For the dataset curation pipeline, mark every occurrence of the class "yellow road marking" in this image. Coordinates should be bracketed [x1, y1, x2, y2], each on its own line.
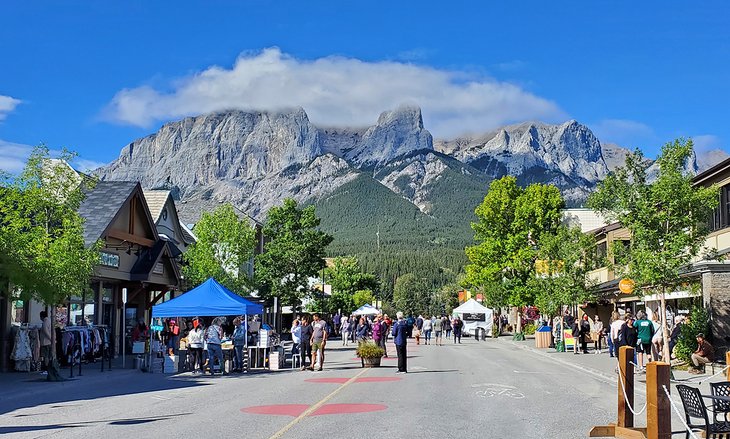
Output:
[268, 367, 370, 439]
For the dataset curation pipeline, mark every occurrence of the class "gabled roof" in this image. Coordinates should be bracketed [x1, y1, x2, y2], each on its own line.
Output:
[130, 239, 181, 283]
[142, 190, 171, 223]
[77, 181, 140, 248]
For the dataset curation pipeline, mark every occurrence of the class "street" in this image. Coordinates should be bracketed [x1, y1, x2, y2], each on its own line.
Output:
[0, 337, 628, 439]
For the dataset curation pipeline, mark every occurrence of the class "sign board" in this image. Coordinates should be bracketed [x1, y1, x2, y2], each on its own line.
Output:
[619, 278, 635, 295]
[122, 288, 127, 304]
[458, 291, 466, 303]
[99, 252, 120, 268]
[463, 313, 486, 321]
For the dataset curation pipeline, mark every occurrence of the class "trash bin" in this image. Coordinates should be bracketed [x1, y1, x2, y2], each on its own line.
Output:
[535, 326, 552, 349]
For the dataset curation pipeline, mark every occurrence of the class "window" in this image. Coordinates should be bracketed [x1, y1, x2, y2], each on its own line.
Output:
[707, 183, 730, 232]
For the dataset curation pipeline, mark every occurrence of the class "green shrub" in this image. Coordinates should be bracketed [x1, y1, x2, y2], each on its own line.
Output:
[355, 341, 385, 358]
[675, 306, 710, 363]
[523, 323, 537, 335]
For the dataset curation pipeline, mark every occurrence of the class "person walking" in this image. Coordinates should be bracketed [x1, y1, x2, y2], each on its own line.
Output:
[433, 315, 443, 346]
[299, 316, 313, 371]
[340, 317, 350, 346]
[634, 311, 654, 372]
[204, 318, 224, 375]
[690, 333, 714, 374]
[609, 312, 624, 358]
[333, 313, 341, 338]
[232, 317, 247, 372]
[392, 312, 408, 373]
[422, 316, 433, 345]
[443, 316, 452, 340]
[348, 316, 358, 344]
[650, 313, 663, 362]
[453, 317, 463, 344]
[311, 313, 328, 371]
[592, 315, 604, 354]
[187, 317, 204, 374]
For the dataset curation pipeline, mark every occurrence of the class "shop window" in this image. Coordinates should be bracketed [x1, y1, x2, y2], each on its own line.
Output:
[101, 286, 113, 303]
[11, 299, 25, 324]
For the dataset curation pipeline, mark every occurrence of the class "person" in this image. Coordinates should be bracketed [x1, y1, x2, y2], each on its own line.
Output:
[592, 315, 604, 354]
[205, 318, 224, 375]
[621, 315, 638, 365]
[610, 312, 625, 358]
[433, 314, 443, 346]
[372, 315, 384, 351]
[579, 315, 591, 354]
[690, 333, 714, 374]
[392, 311, 408, 373]
[187, 317, 204, 374]
[443, 316, 452, 340]
[571, 318, 580, 354]
[651, 313, 663, 362]
[564, 310, 575, 328]
[291, 318, 302, 357]
[348, 316, 358, 344]
[356, 316, 369, 342]
[167, 319, 181, 356]
[415, 315, 424, 345]
[634, 311, 654, 371]
[39, 311, 52, 373]
[333, 313, 341, 337]
[340, 317, 350, 346]
[453, 317, 463, 344]
[378, 316, 389, 357]
[299, 316, 313, 371]
[422, 316, 433, 345]
[132, 320, 149, 343]
[311, 313, 328, 371]
[182, 320, 192, 339]
[413, 320, 422, 345]
[669, 315, 684, 356]
[232, 317, 247, 372]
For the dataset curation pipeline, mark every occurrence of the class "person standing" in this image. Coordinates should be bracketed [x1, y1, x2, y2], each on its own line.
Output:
[690, 333, 714, 374]
[372, 315, 383, 351]
[572, 318, 580, 354]
[453, 317, 463, 344]
[422, 316, 433, 345]
[187, 318, 204, 374]
[299, 316, 313, 371]
[634, 311, 654, 372]
[433, 315, 443, 346]
[443, 316, 452, 340]
[340, 317, 350, 346]
[650, 313, 663, 362]
[333, 313, 341, 337]
[311, 313, 328, 371]
[232, 317, 247, 373]
[378, 316, 389, 357]
[39, 311, 52, 373]
[204, 318, 224, 375]
[356, 317, 369, 342]
[291, 318, 301, 357]
[579, 315, 591, 354]
[392, 312, 408, 374]
[348, 316, 357, 344]
[415, 315, 424, 345]
[592, 315, 604, 354]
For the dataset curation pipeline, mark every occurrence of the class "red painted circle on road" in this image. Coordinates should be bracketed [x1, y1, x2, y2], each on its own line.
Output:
[312, 403, 387, 416]
[241, 404, 309, 417]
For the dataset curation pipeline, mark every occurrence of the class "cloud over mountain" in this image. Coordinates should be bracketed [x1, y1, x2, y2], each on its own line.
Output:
[103, 48, 566, 138]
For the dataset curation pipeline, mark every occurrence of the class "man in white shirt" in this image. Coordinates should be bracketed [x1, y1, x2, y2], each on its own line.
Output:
[40, 311, 52, 371]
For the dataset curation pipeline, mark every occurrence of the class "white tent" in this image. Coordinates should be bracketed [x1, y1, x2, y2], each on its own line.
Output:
[353, 304, 381, 316]
[453, 299, 494, 337]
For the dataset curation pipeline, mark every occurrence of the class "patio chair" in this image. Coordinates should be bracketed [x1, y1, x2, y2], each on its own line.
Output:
[676, 384, 730, 438]
[710, 382, 730, 427]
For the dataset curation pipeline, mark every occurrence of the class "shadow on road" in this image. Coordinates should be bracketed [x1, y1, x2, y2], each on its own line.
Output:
[0, 413, 191, 434]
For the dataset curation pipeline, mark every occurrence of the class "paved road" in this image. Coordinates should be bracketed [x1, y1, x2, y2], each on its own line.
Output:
[0, 338, 629, 438]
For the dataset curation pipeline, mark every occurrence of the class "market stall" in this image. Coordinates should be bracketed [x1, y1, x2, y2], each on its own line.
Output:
[150, 278, 264, 373]
[453, 299, 493, 338]
[353, 304, 381, 316]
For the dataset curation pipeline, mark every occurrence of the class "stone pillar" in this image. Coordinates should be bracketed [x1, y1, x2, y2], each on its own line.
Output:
[702, 270, 730, 349]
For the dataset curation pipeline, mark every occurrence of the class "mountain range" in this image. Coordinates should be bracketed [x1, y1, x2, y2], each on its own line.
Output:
[97, 106, 728, 294]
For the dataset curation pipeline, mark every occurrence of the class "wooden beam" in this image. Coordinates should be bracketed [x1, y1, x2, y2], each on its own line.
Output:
[614, 426, 647, 439]
[107, 230, 155, 248]
[618, 346, 635, 428]
[646, 362, 671, 439]
[589, 425, 616, 437]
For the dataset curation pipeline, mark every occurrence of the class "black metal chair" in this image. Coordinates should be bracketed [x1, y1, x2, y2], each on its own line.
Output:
[710, 382, 730, 428]
[677, 384, 730, 438]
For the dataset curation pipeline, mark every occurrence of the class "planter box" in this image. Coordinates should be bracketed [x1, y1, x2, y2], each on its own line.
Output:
[361, 357, 382, 368]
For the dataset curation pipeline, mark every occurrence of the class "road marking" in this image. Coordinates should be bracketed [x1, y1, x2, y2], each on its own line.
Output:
[513, 370, 569, 375]
[267, 367, 369, 439]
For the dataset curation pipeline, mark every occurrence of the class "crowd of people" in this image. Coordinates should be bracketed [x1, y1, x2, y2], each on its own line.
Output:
[552, 309, 715, 375]
[289, 312, 468, 374]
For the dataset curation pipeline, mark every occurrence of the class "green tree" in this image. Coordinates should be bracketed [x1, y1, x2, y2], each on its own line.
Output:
[392, 273, 430, 315]
[326, 256, 379, 295]
[675, 306, 710, 363]
[182, 203, 256, 294]
[0, 146, 99, 380]
[353, 289, 375, 308]
[588, 139, 718, 362]
[255, 199, 334, 307]
[465, 176, 565, 329]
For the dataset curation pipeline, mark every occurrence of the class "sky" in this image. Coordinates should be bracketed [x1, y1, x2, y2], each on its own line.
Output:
[1, 1, 729, 172]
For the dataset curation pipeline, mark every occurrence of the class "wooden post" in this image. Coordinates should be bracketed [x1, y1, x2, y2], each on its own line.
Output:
[646, 362, 671, 439]
[726, 351, 730, 382]
[618, 346, 635, 428]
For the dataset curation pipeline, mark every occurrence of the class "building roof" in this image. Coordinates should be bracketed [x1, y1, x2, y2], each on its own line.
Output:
[77, 181, 139, 248]
[142, 190, 171, 223]
[561, 208, 609, 233]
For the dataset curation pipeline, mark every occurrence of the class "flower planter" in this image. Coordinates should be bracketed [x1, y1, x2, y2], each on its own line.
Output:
[361, 356, 382, 368]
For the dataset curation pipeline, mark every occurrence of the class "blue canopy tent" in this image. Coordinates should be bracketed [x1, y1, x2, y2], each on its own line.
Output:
[152, 278, 263, 318]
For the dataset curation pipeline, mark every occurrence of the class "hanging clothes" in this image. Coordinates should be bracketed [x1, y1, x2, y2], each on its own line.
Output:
[11, 328, 32, 372]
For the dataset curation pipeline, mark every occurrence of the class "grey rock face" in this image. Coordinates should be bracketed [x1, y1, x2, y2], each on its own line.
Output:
[346, 105, 433, 169]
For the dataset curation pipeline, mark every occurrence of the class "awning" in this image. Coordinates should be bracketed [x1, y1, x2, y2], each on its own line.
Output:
[152, 278, 263, 318]
[616, 290, 700, 303]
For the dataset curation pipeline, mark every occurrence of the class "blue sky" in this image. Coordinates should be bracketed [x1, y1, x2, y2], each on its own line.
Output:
[1, 1, 729, 172]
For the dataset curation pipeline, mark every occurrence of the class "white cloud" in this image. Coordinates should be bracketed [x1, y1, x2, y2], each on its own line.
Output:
[103, 48, 566, 138]
[0, 140, 107, 174]
[692, 134, 722, 152]
[591, 119, 656, 147]
[0, 95, 21, 121]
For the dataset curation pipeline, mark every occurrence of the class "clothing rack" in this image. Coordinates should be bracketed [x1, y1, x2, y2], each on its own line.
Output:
[60, 325, 112, 377]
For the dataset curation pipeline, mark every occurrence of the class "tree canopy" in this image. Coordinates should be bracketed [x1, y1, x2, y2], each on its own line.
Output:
[255, 198, 333, 307]
[182, 203, 257, 294]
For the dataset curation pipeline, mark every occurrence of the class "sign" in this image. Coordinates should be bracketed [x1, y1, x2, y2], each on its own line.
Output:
[458, 290, 466, 303]
[619, 278, 635, 294]
[153, 262, 164, 275]
[122, 288, 128, 304]
[99, 251, 120, 268]
[463, 313, 486, 321]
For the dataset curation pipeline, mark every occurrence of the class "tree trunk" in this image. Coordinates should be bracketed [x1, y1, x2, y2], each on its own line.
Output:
[46, 304, 65, 381]
[659, 286, 671, 364]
